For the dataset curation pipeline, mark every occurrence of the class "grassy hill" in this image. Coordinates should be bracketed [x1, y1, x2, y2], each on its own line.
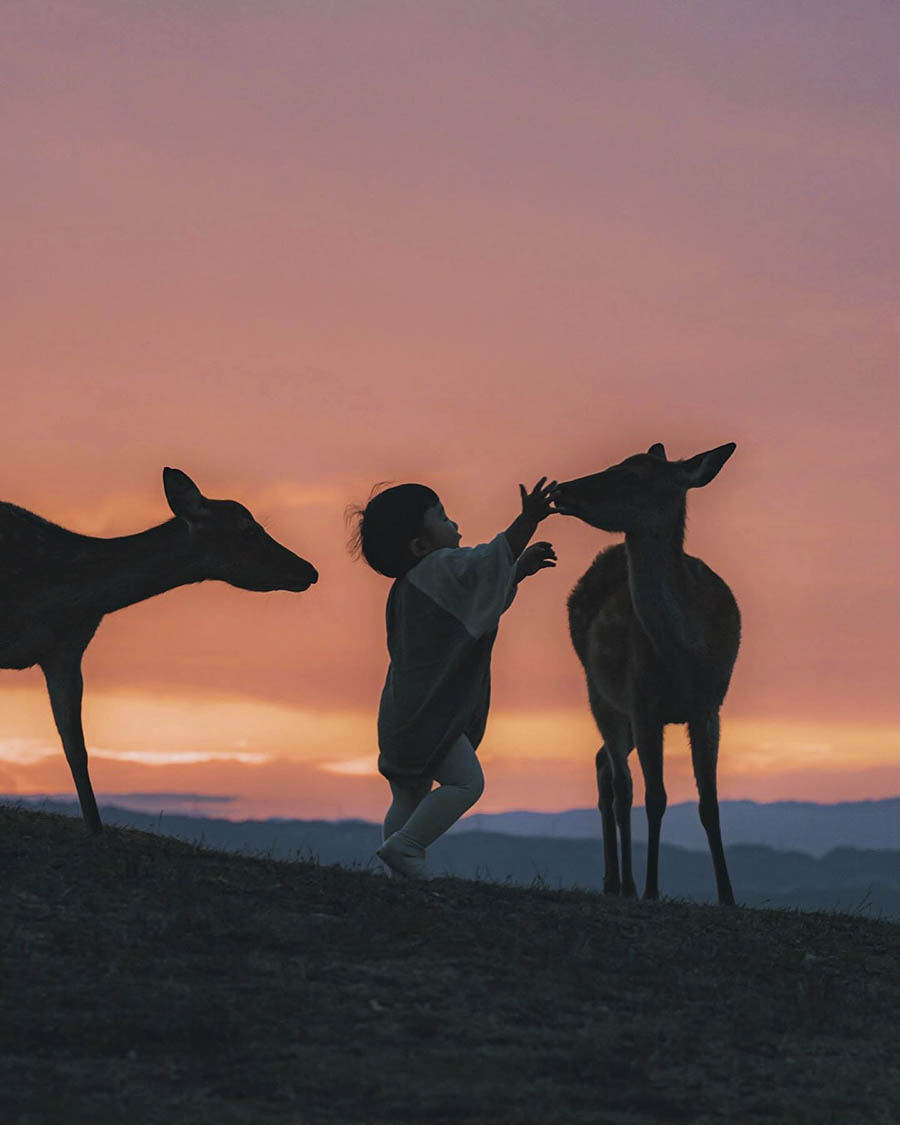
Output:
[3, 806, 898, 1124]
[13, 799, 898, 918]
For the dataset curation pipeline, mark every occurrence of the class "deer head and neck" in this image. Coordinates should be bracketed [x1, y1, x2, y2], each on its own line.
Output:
[554, 442, 735, 665]
[82, 468, 318, 618]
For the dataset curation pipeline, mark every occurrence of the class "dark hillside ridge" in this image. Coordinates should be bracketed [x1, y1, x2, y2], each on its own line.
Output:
[7, 797, 897, 919]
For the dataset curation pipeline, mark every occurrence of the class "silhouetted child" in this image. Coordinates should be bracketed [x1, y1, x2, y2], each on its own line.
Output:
[349, 478, 557, 878]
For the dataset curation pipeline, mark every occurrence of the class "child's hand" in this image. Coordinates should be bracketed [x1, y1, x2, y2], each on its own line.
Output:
[504, 479, 558, 559]
[517, 541, 557, 579]
[519, 478, 558, 523]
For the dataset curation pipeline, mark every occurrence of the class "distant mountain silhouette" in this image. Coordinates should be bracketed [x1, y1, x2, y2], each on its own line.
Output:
[6, 797, 897, 919]
[455, 798, 900, 857]
[8, 794, 896, 855]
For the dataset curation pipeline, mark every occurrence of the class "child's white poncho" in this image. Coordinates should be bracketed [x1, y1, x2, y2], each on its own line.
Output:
[377, 534, 517, 782]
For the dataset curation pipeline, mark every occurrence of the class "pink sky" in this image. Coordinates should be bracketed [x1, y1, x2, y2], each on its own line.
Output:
[2, 2, 897, 819]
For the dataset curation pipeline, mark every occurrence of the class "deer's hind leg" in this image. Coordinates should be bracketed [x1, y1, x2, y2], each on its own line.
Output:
[589, 696, 635, 897]
[633, 711, 666, 900]
[595, 747, 619, 894]
[41, 642, 102, 835]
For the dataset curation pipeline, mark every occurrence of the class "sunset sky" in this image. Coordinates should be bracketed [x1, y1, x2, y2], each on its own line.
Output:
[2, 1, 897, 821]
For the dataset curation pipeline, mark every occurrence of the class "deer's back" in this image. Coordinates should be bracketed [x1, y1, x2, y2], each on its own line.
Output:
[0, 503, 93, 578]
[0, 502, 92, 608]
[0, 503, 101, 667]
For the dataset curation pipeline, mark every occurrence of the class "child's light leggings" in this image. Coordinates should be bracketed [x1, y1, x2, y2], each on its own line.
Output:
[383, 733, 484, 848]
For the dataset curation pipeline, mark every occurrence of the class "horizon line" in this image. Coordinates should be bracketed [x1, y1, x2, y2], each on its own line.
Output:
[6, 792, 899, 821]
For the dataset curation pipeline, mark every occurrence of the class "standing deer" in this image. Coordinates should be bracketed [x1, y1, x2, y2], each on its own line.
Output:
[552, 443, 740, 905]
[1, 468, 318, 834]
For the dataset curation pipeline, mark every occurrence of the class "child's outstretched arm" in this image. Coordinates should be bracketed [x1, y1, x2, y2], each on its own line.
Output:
[503, 477, 556, 558]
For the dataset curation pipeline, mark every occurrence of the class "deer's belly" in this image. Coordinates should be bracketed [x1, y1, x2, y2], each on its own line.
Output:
[0, 630, 54, 669]
[0, 616, 97, 670]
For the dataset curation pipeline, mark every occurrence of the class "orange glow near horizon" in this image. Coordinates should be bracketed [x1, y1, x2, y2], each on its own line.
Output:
[1, 684, 896, 821]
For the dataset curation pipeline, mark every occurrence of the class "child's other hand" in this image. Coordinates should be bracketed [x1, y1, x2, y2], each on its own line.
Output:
[519, 478, 558, 523]
[518, 541, 557, 578]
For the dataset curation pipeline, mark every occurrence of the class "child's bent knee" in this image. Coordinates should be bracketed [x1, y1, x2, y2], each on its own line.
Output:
[465, 771, 485, 803]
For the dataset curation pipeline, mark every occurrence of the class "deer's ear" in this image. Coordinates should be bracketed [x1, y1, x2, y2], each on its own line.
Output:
[678, 443, 736, 489]
[647, 443, 667, 460]
[163, 468, 208, 520]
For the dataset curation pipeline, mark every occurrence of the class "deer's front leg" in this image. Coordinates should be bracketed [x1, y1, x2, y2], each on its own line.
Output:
[41, 644, 102, 835]
[688, 711, 735, 906]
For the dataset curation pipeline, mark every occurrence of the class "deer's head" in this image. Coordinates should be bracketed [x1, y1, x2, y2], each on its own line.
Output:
[163, 468, 318, 592]
[552, 442, 736, 534]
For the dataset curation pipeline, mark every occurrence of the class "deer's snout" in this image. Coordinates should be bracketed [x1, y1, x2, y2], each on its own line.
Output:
[288, 559, 319, 591]
[550, 480, 584, 518]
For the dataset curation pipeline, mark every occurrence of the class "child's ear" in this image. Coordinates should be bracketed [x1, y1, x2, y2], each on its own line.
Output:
[409, 535, 430, 559]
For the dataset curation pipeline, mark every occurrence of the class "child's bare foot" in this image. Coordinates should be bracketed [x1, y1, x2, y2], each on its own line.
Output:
[377, 832, 427, 879]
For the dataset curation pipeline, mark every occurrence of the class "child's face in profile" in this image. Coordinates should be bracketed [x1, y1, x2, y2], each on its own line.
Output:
[414, 501, 461, 556]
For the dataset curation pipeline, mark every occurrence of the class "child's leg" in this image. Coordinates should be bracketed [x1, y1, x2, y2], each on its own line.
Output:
[396, 733, 484, 849]
[383, 778, 432, 841]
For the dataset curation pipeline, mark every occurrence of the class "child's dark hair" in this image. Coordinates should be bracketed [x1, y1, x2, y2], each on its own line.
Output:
[347, 483, 440, 578]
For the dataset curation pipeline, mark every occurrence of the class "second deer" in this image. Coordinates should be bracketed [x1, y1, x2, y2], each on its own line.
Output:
[0, 468, 318, 835]
[552, 443, 740, 905]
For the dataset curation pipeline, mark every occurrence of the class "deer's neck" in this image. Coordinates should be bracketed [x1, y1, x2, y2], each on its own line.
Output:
[80, 520, 204, 615]
[624, 514, 694, 659]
